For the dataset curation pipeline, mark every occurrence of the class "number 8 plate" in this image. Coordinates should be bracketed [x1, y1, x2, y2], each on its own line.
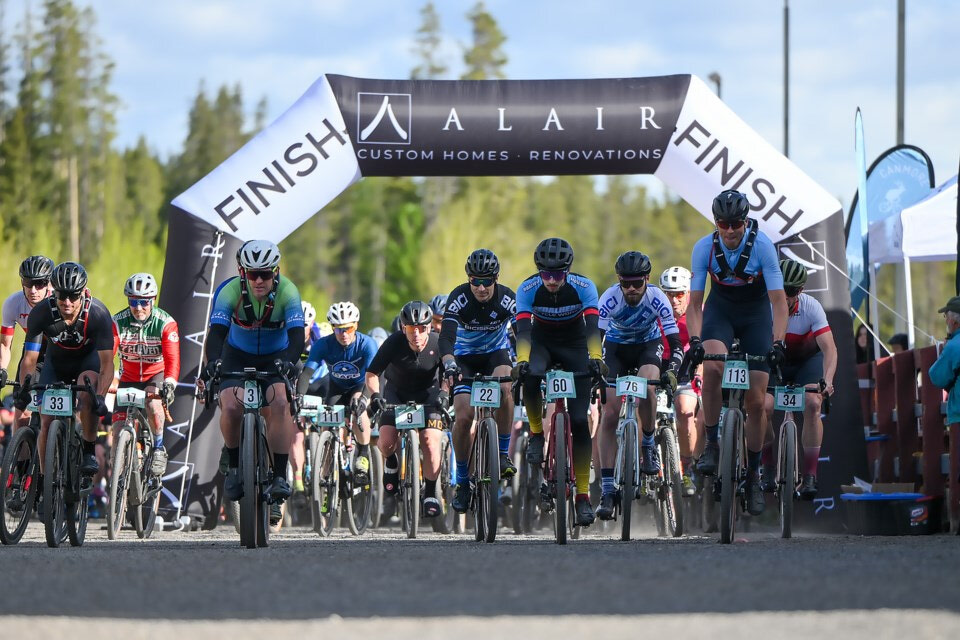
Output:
[721, 360, 750, 390]
[470, 381, 501, 408]
[41, 388, 73, 417]
[545, 371, 576, 401]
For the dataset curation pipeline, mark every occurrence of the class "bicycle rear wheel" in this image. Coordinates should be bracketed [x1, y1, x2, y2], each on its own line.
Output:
[239, 413, 259, 548]
[403, 432, 420, 539]
[313, 430, 337, 537]
[719, 409, 743, 544]
[553, 414, 568, 545]
[66, 429, 89, 547]
[368, 446, 384, 530]
[661, 426, 685, 537]
[512, 432, 528, 534]
[43, 420, 68, 548]
[134, 464, 160, 539]
[620, 420, 637, 541]
[1, 426, 39, 545]
[107, 428, 134, 540]
[346, 446, 372, 536]
[779, 419, 798, 539]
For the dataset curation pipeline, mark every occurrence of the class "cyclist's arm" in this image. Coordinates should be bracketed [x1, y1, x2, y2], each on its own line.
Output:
[362, 371, 381, 397]
[514, 315, 532, 362]
[0, 333, 12, 371]
[20, 311, 44, 383]
[297, 341, 324, 395]
[585, 311, 602, 360]
[769, 289, 788, 343]
[161, 319, 182, 382]
[665, 332, 684, 374]
[96, 348, 115, 396]
[816, 330, 838, 394]
[438, 317, 458, 363]
[687, 239, 709, 339]
[284, 325, 305, 365]
[686, 290, 704, 338]
[204, 324, 227, 364]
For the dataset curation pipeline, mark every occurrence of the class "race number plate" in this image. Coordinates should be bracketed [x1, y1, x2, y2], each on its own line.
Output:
[116, 387, 146, 409]
[301, 395, 322, 411]
[545, 371, 576, 401]
[656, 389, 671, 413]
[616, 375, 647, 399]
[774, 387, 805, 411]
[41, 388, 73, 417]
[514, 405, 528, 422]
[316, 405, 346, 427]
[470, 381, 501, 408]
[722, 360, 750, 390]
[395, 405, 425, 430]
[242, 380, 261, 409]
[26, 390, 40, 412]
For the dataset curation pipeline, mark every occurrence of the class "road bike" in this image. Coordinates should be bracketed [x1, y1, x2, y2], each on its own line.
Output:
[0, 379, 39, 545]
[510, 404, 541, 534]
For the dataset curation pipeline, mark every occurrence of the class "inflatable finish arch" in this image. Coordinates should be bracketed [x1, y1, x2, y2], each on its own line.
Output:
[160, 74, 865, 530]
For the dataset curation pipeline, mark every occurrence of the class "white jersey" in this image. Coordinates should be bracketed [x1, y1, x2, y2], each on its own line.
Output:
[783, 293, 830, 361]
[598, 283, 677, 345]
[1, 291, 36, 337]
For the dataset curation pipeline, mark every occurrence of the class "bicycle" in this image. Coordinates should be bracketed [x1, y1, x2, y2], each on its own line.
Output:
[527, 367, 605, 545]
[203, 361, 297, 549]
[0, 379, 39, 545]
[307, 399, 373, 537]
[433, 426, 458, 535]
[107, 387, 172, 540]
[697, 340, 767, 544]
[768, 375, 829, 538]
[510, 404, 541, 534]
[378, 402, 429, 539]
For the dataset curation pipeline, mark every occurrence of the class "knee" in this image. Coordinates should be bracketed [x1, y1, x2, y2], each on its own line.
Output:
[806, 395, 822, 416]
[745, 394, 765, 416]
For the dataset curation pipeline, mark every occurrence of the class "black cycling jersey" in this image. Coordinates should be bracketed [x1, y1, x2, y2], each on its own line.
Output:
[438, 283, 516, 358]
[368, 331, 441, 394]
[24, 295, 114, 365]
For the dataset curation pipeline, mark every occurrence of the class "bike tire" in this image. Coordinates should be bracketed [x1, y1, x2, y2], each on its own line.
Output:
[0, 426, 39, 545]
[719, 409, 742, 544]
[403, 431, 420, 539]
[661, 426, 685, 537]
[107, 428, 134, 540]
[306, 431, 322, 531]
[346, 446, 372, 536]
[66, 428, 88, 547]
[255, 426, 271, 548]
[369, 446, 384, 530]
[701, 476, 719, 533]
[553, 414, 568, 545]
[239, 413, 259, 548]
[481, 418, 501, 543]
[779, 419, 798, 539]
[512, 432, 527, 535]
[314, 430, 337, 537]
[43, 420, 68, 548]
[135, 468, 161, 540]
[433, 434, 454, 534]
[620, 420, 637, 541]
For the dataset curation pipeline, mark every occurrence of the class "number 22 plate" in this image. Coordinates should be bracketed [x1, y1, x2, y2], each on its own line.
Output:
[41, 388, 73, 417]
[722, 360, 749, 390]
[470, 381, 501, 408]
[774, 387, 805, 411]
[545, 371, 575, 401]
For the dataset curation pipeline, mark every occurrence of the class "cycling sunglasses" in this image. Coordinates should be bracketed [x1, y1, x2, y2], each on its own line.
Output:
[784, 285, 803, 297]
[128, 297, 153, 308]
[469, 276, 496, 288]
[539, 269, 568, 282]
[56, 291, 81, 302]
[619, 277, 647, 290]
[715, 219, 746, 230]
[332, 324, 357, 334]
[245, 269, 276, 282]
[23, 279, 49, 290]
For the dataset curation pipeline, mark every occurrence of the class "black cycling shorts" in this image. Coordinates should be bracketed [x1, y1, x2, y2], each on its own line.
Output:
[39, 349, 101, 387]
[452, 349, 512, 395]
[218, 345, 286, 390]
[701, 293, 773, 372]
[380, 384, 445, 429]
[325, 383, 364, 407]
[780, 353, 823, 387]
[603, 339, 664, 383]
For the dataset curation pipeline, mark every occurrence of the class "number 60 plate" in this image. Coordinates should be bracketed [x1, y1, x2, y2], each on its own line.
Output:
[545, 371, 576, 401]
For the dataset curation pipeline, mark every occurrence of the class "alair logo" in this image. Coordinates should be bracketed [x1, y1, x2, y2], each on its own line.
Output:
[357, 93, 411, 145]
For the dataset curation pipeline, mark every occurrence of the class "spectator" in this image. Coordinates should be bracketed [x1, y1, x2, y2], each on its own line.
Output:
[887, 332, 909, 354]
[929, 297, 960, 432]
[855, 324, 874, 363]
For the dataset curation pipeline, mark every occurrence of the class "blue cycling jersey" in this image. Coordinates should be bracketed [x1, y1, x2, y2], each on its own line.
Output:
[598, 283, 678, 344]
[690, 228, 783, 292]
[516, 272, 599, 328]
[209, 276, 304, 355]
[304, 333, 378, 390]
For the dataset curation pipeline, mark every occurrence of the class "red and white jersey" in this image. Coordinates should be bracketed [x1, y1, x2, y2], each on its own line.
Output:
[784, 293, 831, 362]
[1, 291, 39, 337]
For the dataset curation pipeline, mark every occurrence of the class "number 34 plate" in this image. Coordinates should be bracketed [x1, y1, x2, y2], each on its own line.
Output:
[774, 387, 805, 411]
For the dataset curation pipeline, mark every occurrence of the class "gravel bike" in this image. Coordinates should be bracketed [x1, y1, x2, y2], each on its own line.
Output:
[0, 379, 39, 545]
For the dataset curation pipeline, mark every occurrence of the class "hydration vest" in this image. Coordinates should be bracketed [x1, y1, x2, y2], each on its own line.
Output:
[711, 219, 759, 284]
[46, 293, 92, 349]
[232, 274, 283, 330]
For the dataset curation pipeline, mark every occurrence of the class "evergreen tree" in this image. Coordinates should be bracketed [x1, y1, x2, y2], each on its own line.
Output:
[411, 2, 447, 80]
[462, 1, 507, 80]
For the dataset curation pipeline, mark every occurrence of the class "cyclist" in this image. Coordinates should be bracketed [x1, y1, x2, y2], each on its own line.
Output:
[302, 301, 321, 349]
[111, 273, 181, 477]
[369, 326, 388, 348]
[595, 252, 683, 520]
[356, 301, 448, 519]
[429, 294, 447, 333]
[686, 189, 788, 516]
[297, 301, 378, 484]
[761, 259, 836, 499]
[16, 262, 115, 477]
[660, 266, 701, 496]
[514, 237, 604, 527]
[201, 240, 304, 520]
[439, 249, 517, 513]
[2, 256, 54, 427]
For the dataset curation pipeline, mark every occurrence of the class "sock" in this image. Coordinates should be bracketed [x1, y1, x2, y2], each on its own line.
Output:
[575, 456, 591, 496]
[227, 446, 239, 468]
[273, 453, 288, 474]
[358, 443, 370, 456]
[82, 439, 95, 456]
[154, 433, 164, 450]
[601, 468, 615, 496]
[641, 431, 655, 448]
[456, 460, 470, 486]
[526, 399, 544, 434]
[424, 478, 437, 498]
[681, 456, 693, 474]
[747, 449, 761, 474]
[498, 434, 511, 456]
[761, 441, 774, 468]
[803, 447, 821, 476]
[705, 424, 719, 443]
[385, 453, 399, 473]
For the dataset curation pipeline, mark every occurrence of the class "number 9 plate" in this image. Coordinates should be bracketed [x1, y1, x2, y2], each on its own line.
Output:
[395, 405, 425, 430]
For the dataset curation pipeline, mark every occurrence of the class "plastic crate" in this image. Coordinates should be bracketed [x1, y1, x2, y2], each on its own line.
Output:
[840, 493, 940, 535]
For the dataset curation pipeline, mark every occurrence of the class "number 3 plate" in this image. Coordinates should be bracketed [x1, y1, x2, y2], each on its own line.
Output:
[774, 387, 805, 411]
[470, 381, 501, 408]
[616, 375, 647, 399]
[41, 388, 73, 417]
[545, 371, 576, 401]
[722, 360, 750, 390]
[395, 405, 425, 430]
[243, 380, 261, 409]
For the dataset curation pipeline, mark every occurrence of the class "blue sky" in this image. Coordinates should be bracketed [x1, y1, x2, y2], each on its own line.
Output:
[4, 0, 958, 204]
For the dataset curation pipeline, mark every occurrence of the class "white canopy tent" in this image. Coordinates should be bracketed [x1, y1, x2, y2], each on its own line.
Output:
[866, 175, 957, 346]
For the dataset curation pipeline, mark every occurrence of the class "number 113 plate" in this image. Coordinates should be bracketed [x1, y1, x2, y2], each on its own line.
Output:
[722, 360, 749, 390]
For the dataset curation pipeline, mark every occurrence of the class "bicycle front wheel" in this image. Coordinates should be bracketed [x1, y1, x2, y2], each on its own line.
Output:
[43, 420, 68, 548]
[1, 426, 39, 545]
[313, 430, 337, 537]
[66, 428, 89, 547]
[107, 428, 134, 540]
[432, 432, 454, 535]
[553, 415, 568, 545]
[620, 420, 637, 541]
[239, 413, 259, 548]
[477, 418, 500, 543]
[779, 419, 798, 539]
[346, 446, 372, 536]
[368, 446, 384, 530]
[403, 432, 420, 539]
[719, 408, 743, 544]
[661, 426, 685, 537]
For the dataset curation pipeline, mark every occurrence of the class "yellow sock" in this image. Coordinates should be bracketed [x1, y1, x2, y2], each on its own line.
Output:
[526, 398, 543, 434]
[575, 457, 591, 496]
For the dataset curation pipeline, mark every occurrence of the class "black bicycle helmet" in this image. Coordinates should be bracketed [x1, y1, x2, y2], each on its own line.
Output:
[779, 259, 808, 289]
[19, 255, 54, 280]
[711, 189, 750, 221]
[465, 249, 500, 278]
[391, 314, 402, 333]
[429, 294, 448, 316]
[534, 237, 574, 270]
[615, 251, 652, 278]
[400, 300, 433, 327]
[50, 262, 88, 294]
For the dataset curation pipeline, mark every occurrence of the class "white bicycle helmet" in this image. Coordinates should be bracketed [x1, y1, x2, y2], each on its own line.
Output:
[327, 301, 360, 325]
[301, 301, 317, 325]
[124, 272, 159, 297]
[369, 326, 388, 347]
[237, 240, 281, 270]
[659, 266, 691, 292]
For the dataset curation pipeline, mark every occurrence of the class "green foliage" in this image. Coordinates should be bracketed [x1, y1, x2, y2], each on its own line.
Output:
[411, 2, 447, 80]
[462, 1, 507, 80]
